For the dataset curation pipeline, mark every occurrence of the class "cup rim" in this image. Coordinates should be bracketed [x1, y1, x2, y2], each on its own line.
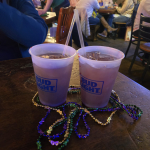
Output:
[29, 43, 77, 61]
[77, 46, 125, 63]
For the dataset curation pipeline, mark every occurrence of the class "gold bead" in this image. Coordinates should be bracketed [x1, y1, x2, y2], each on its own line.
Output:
[57, 109, 63, 115]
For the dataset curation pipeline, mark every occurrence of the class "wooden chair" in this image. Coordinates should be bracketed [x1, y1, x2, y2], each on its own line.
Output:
[56, 6, 75, 44]
[128, 14, 150, 82]
[124, 4, 139, 57]
[44, 6, 75, 44]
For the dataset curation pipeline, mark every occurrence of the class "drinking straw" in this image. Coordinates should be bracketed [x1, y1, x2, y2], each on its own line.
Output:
[65, 12, 75, 46]
[63, 11, 76, 55]
[63, 9, 85, 56]
[74, 9, 85, 48]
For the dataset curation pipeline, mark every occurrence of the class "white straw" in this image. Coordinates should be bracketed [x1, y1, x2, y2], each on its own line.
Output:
[63, 12, 76, 55]
[74, 9, 85, 48]
[63, 9, 85, 56]
[65, 13, 76, 46]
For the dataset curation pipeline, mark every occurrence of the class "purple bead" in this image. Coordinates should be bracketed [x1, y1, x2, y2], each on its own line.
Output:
[50, 140, 59, 146]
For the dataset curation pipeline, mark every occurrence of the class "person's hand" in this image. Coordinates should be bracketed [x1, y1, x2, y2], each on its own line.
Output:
[38, 9, 46, 16]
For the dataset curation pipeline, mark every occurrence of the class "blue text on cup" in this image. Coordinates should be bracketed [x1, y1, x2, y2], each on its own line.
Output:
[35, 74, 57, 93]
[81, 75, 104, 95]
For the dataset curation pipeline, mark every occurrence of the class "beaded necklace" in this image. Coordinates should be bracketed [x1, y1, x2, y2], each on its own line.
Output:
[37, 107, 68, 140]
[33, 86, 143, 150]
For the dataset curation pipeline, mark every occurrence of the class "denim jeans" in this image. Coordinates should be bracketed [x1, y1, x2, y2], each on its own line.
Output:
[113, 16, 130, 23]
[90, 14, 113, 31]
[106, 14, 113, 28]
[89, 16, 101, 25]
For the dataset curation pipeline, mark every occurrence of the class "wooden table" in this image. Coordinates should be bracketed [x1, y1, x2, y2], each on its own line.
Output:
[0, 56, 150, 150]
[41, 12, 57, 25]
[99, 8, 116, 14]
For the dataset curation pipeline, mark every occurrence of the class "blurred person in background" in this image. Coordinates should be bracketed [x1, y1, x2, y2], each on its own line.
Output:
[113, 0, 134, 23]
[133, 0, 150, 33]
[75, 0, 117, 38]
[69, 0, 79, 7]
[133, 0, 150, 62]
[36, 0, 88, 48]
[97, 0, 115, 38]
[0, 0, 48, 61]
[36, 0, 70, 17]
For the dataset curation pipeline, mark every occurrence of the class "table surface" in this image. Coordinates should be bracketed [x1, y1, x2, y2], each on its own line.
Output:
[41, 12, 57, 25]
[99, 8, 116, 14]
[0, 56, 150, 150]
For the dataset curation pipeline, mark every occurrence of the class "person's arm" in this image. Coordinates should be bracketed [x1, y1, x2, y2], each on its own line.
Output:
[38, 0, 53, 15]
[0, 0, 48, 48]
[94, 0, 100, 10]
[115, 0, 131, 15]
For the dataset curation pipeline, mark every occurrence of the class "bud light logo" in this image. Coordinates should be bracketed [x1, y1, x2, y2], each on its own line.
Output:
[81, 75, 104, 95]
[35, 74, 57, 93]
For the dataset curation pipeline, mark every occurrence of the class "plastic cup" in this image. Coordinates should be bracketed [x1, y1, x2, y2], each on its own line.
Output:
[29, 43, 76, 107]
[78, 46, 124, 108]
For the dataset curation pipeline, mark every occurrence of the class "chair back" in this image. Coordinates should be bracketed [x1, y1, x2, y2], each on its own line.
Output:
[56, 6, 75, 45]
[126, 4, 139, 28]
[138, 14, 150, 42]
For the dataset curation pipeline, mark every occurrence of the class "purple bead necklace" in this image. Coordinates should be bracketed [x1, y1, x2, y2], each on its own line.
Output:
[32, 88, 143, 150]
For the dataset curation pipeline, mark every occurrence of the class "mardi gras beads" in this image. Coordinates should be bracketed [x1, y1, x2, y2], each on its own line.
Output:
[32, 87, 143, 150]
